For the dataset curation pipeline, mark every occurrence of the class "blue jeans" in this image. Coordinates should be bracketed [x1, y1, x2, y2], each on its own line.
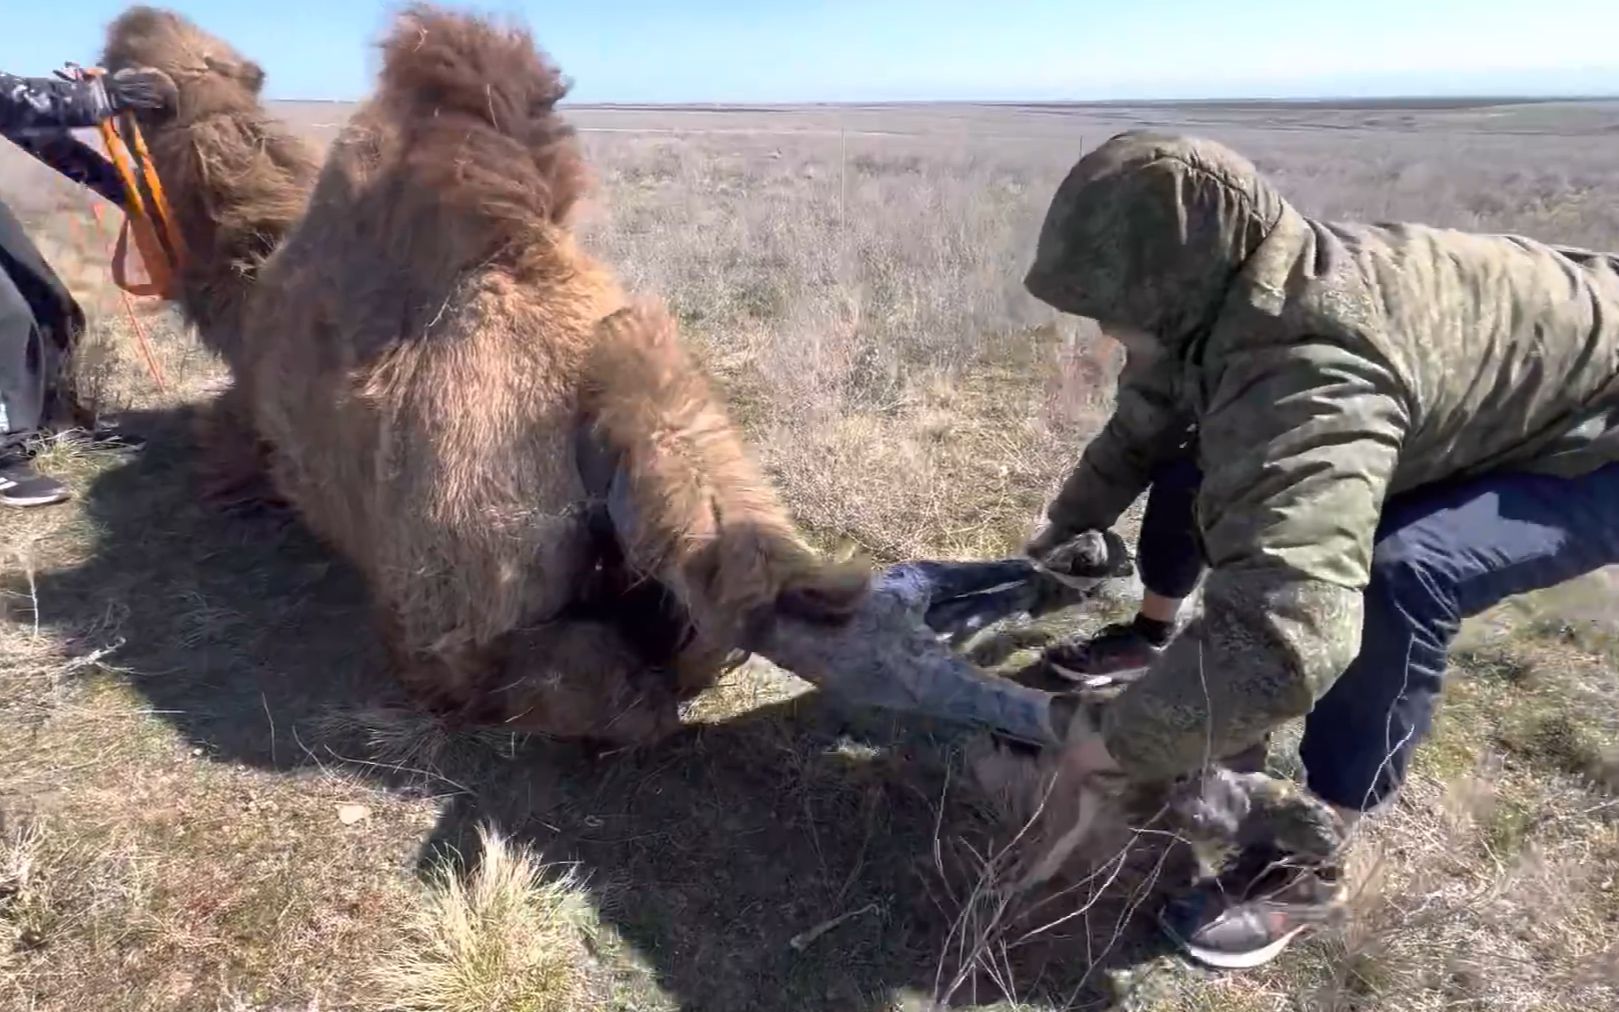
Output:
[1140, 451, 1619, 811]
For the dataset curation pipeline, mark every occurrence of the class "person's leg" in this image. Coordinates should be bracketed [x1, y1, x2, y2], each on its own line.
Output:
[0, 266, 67, 507]
[0, 260, 47, 451]
[0, 199, 71, 438]
[1301, 461, 1619, 812]
[1131, 448, 1207, 625]
[1044, 448, 1206, 678]
[1168, 461, 1619, 969]
[0, 199, 136, 453]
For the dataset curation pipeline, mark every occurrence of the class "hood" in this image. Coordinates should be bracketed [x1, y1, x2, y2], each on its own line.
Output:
[1025, 132, 1290, 351]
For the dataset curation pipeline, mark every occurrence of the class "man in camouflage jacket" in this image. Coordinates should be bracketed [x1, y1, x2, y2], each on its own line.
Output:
[1023, 131, 1619, 969]
[1, 67, 171, 506]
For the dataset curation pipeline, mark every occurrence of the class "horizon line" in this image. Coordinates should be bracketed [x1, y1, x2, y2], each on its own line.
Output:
[266, 93, 1619, 107]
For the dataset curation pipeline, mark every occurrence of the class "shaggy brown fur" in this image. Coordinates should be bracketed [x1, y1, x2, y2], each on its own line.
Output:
[102, 5, 319, 372]
[580, 302, 874, 686]
[101, 5, 868, 742]
[101, 6, 321, 504]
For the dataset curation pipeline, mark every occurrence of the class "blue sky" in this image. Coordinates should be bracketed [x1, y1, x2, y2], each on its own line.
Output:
[5, 2, 1618, 103]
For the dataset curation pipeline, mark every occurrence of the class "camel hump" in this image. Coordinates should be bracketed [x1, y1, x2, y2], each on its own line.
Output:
[377, 4, 588, 227]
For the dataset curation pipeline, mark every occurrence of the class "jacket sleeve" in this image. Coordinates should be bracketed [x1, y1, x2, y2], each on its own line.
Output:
[1101, 339, 1410, 781]
[1044, 347, 1191, 534]
[0, 72, 111, 135]
[10, 133, 126, 205]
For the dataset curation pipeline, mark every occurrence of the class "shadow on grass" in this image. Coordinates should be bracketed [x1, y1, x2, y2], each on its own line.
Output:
[27, 407, 1182, 1011]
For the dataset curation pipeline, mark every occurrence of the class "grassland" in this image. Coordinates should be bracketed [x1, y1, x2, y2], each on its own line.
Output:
[2, 98, 1618, 1011]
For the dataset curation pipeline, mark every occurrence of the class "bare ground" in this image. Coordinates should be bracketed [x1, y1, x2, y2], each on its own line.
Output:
[2, 99, 1617, 1011]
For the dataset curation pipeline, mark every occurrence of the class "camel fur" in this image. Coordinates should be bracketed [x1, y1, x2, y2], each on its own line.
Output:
[102, 5, 868, 742]
[101, 6, 319, 372]
[100, 6, 321, 505]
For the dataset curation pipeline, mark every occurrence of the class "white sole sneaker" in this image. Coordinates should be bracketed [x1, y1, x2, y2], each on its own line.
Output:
[1178, 922, 1311, 969]
[0, 491, 71, 507]
[0, 476, 71, 507]
[1044, 662, 1148, 688]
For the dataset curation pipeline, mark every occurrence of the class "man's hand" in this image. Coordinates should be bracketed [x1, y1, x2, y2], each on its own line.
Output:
[1025, 520, 1080, 561]
[99, 67, 177, 115]
[1170, 768, 1348, 863]
[1026, 525, 1133, 586]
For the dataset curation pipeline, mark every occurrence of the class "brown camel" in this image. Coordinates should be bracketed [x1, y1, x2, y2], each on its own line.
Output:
[100, 5, 868, 743]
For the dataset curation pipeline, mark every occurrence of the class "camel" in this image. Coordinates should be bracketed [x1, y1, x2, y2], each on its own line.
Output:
[91, 6, 1308, 917]
[99, 5, 870, 743]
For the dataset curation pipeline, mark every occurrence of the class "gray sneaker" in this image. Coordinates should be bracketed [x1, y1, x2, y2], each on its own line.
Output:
[0, 459, 69, 508]
[1161, 857, 1348, 969]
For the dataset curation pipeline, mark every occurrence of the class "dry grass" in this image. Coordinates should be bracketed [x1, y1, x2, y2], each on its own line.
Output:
[369, 825, 603, 1012]
[1, 98, 1618, 1010]
[0, 813, 157, 1007]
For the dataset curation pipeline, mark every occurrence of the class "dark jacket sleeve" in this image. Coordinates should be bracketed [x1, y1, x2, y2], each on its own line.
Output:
[1044, 347, 1192, 534]
[0, 72, 111, 135]
[10, 133, 126, 206]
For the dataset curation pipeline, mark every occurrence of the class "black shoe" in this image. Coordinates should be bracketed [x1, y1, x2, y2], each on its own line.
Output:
[1042, 620, 1167, 684]
[0, 460, 70, 507]
[1161, 857, 1347, 969]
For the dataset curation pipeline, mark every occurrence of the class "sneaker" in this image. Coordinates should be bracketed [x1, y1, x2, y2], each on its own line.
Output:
[1042, 620, 1167, 684]
[1161, 858, 1347, 969]
[0, 460, 70, 507]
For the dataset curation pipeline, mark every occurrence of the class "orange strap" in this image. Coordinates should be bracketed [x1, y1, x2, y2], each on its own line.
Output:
[87, 203, 170, 392]
[78, 67, 187, 299]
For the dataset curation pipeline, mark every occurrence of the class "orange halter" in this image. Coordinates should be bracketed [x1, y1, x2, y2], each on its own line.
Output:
[75, 66, 187, 300]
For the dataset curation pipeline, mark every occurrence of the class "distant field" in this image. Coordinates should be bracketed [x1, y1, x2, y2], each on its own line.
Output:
[2, 99, 1617, 1011]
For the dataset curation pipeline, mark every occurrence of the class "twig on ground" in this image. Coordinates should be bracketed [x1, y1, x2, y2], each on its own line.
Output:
[789, 902, 879, 951]
[261, 691, 276, 765]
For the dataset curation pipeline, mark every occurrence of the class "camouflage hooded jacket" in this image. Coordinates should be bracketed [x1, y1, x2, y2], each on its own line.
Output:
[1025, 132, 1619, 782]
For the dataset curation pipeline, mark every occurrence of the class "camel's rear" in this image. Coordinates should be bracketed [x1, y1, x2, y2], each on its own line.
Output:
[238, 10, 624, 734]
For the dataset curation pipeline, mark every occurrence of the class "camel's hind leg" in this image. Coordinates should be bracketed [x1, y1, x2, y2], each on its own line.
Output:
[192, 387, 286, 513]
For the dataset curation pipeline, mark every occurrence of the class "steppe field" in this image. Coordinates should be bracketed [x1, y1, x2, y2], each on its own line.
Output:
[3, 98, 1619, 1011]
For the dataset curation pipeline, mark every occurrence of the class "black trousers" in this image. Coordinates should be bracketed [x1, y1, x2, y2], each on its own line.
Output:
[0, 197, 82, 453]
[1135, 450, 1206, 600]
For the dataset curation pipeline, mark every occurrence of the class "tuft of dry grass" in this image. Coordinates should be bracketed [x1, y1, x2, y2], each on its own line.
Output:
[369, 824, 603, 1012]
[0, 816, 154, 1005]
[0, 821, 54, 963]
[313, 704, 526, 781]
